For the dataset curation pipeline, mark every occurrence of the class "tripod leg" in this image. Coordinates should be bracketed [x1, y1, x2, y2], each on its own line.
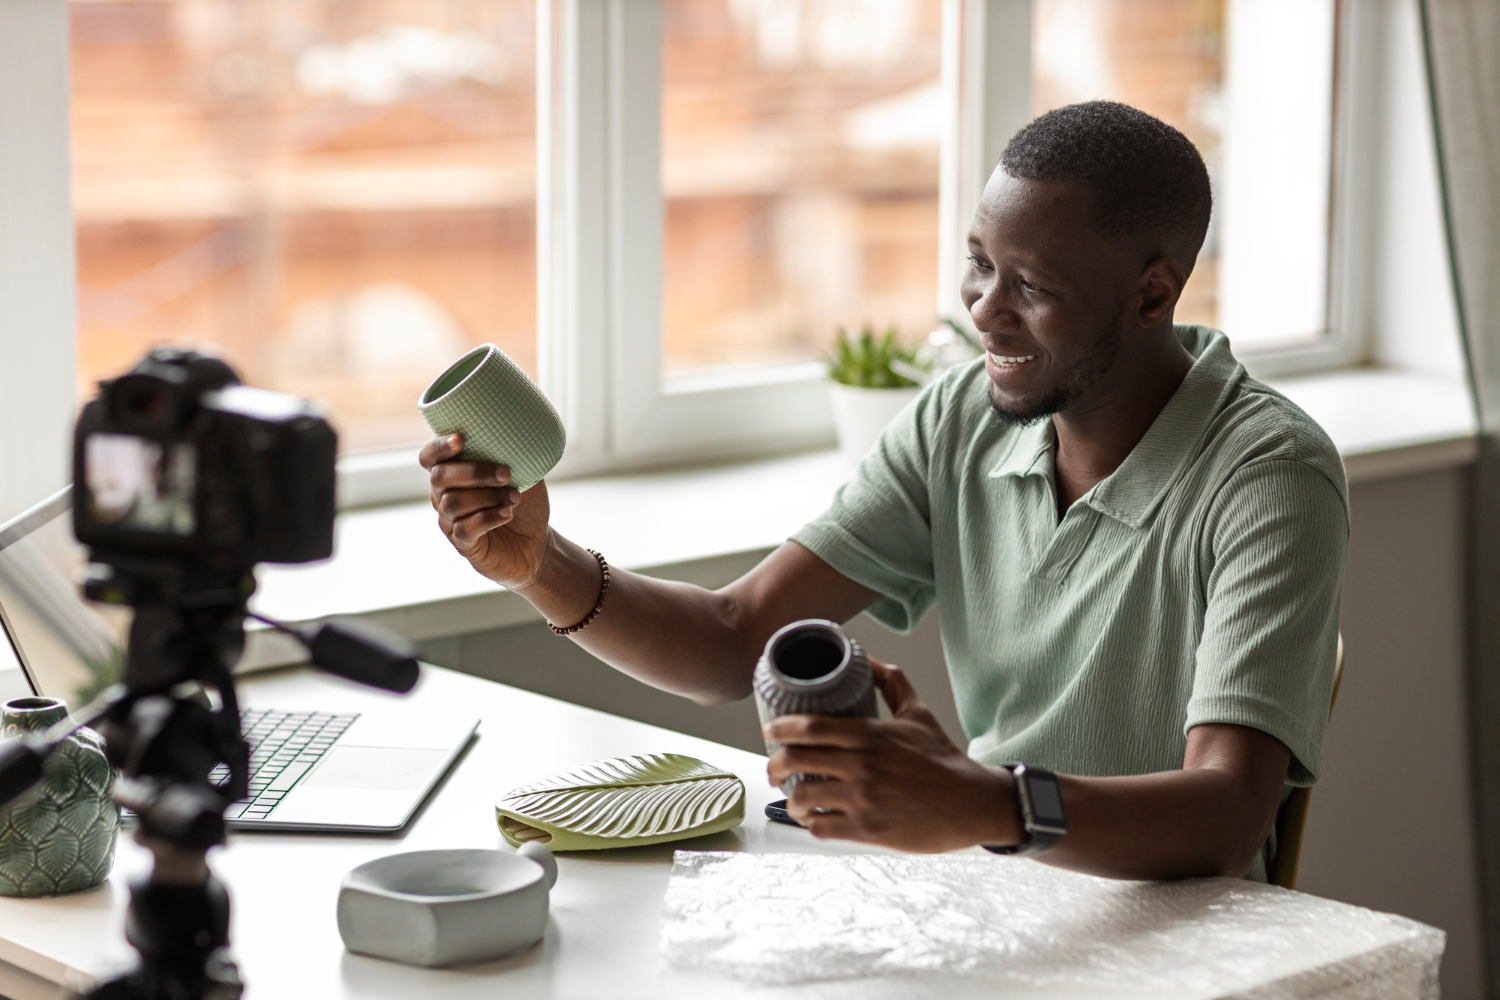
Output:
[84, 840, 242, 1000]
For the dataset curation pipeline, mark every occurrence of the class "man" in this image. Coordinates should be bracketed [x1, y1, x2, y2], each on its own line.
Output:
[421, 101, 1347, 882]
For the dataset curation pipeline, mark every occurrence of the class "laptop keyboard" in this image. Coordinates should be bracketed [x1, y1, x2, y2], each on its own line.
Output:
[212, 708, 361, 821]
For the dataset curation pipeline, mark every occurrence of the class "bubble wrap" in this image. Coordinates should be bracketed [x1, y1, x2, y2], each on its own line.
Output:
[660, 852, 1444, 998]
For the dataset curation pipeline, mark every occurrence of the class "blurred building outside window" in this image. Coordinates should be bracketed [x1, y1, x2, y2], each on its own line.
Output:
[71, 0, 538, 456]
[70, 0, 1341, 475]
[660, 0, 945, 377]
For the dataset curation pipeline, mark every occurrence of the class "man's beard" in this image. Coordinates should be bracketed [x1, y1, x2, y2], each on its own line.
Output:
[988, 312, 1124, 427]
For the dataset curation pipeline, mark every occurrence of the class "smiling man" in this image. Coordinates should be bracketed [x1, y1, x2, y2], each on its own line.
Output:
[422, 101, 1348, 881]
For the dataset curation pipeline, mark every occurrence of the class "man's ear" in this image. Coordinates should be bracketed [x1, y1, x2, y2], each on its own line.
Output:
[1136, 255, 1187, 329]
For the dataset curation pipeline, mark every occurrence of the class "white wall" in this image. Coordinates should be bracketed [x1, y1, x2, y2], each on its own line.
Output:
[1303, 467, 1483, 999]
[0, 0, 76, 526]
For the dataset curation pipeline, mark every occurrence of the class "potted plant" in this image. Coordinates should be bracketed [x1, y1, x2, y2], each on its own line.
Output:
[825, 324, 928, 470]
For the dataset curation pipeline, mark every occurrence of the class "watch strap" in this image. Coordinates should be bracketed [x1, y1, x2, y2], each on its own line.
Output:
[982, 828, 1062, 857]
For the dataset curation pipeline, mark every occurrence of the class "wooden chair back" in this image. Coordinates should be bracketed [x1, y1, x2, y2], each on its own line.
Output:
[1268, 633, 1345, 890]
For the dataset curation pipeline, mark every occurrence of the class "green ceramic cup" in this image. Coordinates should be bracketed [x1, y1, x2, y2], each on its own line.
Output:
[418, 344, 566, 492]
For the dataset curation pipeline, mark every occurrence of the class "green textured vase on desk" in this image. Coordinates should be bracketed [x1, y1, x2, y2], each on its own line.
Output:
[0, 697, 118, 896]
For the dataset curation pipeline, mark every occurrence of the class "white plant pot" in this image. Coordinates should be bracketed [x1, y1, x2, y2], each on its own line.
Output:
[828, 382, 922, 471]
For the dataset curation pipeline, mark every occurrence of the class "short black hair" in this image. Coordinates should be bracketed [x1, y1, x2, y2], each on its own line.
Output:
[1000, 101, 1213, 271]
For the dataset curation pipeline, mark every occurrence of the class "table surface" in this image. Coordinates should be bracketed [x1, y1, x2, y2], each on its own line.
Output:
[0, 664, 906, 1000]
[0, 666, 1435, 1000]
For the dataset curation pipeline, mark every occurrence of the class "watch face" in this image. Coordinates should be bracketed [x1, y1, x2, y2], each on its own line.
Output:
[1027, 774, 1066, 827]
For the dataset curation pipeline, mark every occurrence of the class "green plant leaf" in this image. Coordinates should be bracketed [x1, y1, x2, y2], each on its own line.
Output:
[825, 322, 927, 388]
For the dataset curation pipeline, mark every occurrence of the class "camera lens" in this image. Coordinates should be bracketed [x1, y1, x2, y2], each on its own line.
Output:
[125, 387, 166, 419]
[108, 374, 182, 430]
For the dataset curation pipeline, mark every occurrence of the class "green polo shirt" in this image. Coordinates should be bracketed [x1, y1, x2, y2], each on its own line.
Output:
[793, 326, 1348, 881]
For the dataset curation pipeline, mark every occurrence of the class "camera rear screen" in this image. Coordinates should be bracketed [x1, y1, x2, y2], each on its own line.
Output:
[84, 433, 196, 537]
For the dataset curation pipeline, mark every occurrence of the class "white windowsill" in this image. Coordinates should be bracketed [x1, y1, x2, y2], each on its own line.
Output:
[246, 366, 1477, 669]
[1269, 368, 1477, 483]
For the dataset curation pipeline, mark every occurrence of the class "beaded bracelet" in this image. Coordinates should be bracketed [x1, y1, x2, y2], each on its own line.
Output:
[547, 549, 611, 636]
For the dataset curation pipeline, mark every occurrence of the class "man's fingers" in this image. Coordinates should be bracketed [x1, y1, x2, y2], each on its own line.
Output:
[872, 659, 944, 729]
[871, 659, 918, 712]
[418, 434, 464, 471]
[781, 780, 857, 831]
[436, 486, 519, 520]
[801, 810, 859, 842]
[785, 776, 860, 814]
[430, 460, 512, 490]
[449, 505, 515, 549]
[763, 714, 875, 749]
[767, 747, 860, 786]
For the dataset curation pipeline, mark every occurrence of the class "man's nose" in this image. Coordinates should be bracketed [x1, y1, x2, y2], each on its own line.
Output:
[969, 282, 1021, 335]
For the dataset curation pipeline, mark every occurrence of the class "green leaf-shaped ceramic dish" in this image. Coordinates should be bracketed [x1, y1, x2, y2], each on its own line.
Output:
[495, 753, 745, 851]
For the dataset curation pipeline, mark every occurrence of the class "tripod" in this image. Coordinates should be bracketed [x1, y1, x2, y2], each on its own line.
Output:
[0, 561, 418, 999]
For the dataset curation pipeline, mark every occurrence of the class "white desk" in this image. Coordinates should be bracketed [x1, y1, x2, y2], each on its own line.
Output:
[0, 666, 1441, 1000]
[0, 664, 878, 1000]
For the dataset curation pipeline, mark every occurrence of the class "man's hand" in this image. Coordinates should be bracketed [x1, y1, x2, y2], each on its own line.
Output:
[420, 433, 553, 589]
[764, 661, 1021, 853]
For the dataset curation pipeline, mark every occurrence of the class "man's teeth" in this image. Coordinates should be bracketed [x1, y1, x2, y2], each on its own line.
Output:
[988, 352, 1037, 367]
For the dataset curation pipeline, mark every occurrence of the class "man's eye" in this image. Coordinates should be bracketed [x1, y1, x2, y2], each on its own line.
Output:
[966, 254, 991, 270]
[1020, 278, 1040, 292]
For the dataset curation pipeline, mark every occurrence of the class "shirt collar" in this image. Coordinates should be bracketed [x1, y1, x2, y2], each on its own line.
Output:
[985, 326, 1245, 527]
[1086, 326, 1244, 528]
[988, 420, 1056, 480]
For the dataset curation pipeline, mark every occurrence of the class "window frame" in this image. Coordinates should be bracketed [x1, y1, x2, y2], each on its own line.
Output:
[538, 0, 1038, 478]
[540, 0, 1373, 479]
[0, 0, 76, 526]
[538, 0, 847, 480]
[19, 0, 1380, 514]
[1235, 0, 1376, 380]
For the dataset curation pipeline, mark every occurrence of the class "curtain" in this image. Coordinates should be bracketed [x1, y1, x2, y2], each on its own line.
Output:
[1421, 1, 1500, 994]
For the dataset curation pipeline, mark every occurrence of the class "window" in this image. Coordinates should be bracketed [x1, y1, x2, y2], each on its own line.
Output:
[51, 0, 1359, 503]
[70, 0, 538, 456]
[659, 0, 944, 377]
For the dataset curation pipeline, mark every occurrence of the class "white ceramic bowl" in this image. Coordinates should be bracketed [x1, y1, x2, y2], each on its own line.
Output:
[337, 846, 554, 967]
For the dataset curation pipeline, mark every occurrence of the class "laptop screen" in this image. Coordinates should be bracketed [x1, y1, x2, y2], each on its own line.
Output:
[0, 489, 129, 709]
[0, 604, 27, 705]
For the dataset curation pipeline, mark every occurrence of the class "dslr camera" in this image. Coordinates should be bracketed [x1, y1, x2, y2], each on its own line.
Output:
[0, 347, 418, 1000]
[73, 347, 336, 573]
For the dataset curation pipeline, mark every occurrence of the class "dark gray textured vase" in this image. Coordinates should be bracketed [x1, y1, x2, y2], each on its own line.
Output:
[753, 620, 877, 790]
[0, 697, 118, 896]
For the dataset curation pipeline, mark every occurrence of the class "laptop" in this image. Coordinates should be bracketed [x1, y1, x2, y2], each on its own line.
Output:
[0, 486, 478, 833]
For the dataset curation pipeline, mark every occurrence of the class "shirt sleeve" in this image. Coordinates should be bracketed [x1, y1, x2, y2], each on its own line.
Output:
[791, 375, 954, 633]
[1186, 458, 1349, 786]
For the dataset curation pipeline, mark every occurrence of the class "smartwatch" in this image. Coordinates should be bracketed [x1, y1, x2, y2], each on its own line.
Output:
[983, 763, 1067, 857]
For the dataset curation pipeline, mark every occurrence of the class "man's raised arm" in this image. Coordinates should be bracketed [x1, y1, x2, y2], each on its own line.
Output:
[420, 433, 879, 705]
